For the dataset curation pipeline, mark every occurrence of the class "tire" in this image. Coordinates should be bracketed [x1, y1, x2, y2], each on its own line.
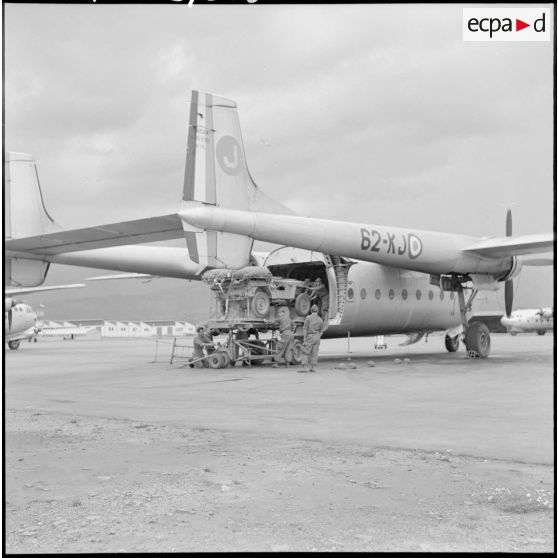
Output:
[294, 293, 311, 316]
[8, 340, 20, 350]
[464, 322, 491, 358]
[251, 291, 270, 318]
[218, 351, 231, 367]
[537, 330, 546, 336]
[444, 334, 460, 353]
[510, 331, 517, 336]
[207, 353, 224, 369]
[290, 340, 304, 365]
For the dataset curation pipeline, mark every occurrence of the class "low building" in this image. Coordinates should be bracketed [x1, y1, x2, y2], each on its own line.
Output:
[61, 319, 196, 338]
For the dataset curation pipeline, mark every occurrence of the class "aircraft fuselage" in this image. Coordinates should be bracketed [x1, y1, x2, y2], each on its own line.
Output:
[5, 302, 38, 345]
[263, 247, 461, 339]
[324, 261, 459, 338]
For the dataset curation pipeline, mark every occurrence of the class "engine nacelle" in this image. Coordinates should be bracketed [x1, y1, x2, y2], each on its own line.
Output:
[469, 274, 501, 292]
[496, 256, 523, 283]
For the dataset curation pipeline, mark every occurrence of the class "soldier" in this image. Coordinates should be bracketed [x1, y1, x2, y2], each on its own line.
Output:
[298, 304, 326, 373]
[302, 278, 312, 294]
[309, 277, 329, 318]
[202, 327, 216, 355]
[272, 307, 295, 368]
[190, 326, 214, 368]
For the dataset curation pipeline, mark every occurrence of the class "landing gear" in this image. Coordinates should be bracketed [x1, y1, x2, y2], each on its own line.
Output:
[464, 322, 491, 358]
[444, 334, 460, 353]
[439, 273, 490, 358]
[8, 340, 20, 350]
[537, 330, 546, 336]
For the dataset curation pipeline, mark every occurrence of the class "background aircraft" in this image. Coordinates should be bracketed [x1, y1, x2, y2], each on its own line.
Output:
[501, 307, 554, 336]
[4, 284, 85, 350]
[4, 92, 553, 358]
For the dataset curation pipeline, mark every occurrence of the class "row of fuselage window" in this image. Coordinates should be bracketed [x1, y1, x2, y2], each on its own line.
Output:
[347, 287, 456, 302]
[11, 306, 33, 313]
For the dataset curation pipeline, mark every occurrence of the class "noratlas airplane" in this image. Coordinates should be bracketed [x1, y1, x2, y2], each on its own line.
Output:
[500, 307, 554, 336]
[5, 284, 85, 350]
[4, 91, 554, 358]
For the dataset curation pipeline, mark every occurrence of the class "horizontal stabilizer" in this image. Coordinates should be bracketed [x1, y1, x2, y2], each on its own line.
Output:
[461, 233, 554, 259]
[86, 273, 155, 281]
[5, 214, 185, 255]
[5, 283, 85, 296]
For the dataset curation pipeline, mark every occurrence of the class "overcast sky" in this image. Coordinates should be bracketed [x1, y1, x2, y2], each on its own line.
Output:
[4, 3, 554, 321]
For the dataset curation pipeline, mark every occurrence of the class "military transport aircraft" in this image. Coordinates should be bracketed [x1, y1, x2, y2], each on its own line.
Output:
[4, 92, 554, 358]
[501, 307, 554, 336]
[4, 284, 85, 350]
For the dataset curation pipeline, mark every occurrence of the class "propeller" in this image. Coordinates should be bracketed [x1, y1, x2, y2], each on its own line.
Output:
[504, 209, 514, 318]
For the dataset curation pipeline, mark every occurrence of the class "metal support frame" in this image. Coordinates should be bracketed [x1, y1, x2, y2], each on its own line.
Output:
[456, 285, 479, 339]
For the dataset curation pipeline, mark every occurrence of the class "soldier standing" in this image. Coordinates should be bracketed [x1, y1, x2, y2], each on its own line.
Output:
[272, 307, 295, 368]
[298, 304, 326, 373]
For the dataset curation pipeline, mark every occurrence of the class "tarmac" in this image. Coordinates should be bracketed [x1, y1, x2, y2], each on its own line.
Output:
[4, 332, 555, 552]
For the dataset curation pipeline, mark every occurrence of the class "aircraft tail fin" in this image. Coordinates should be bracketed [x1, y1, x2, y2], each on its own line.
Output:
[4, 152, 61, 286]
[181, 91, 295, 268]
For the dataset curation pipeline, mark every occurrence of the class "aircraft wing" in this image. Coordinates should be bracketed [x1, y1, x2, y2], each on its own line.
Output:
[178, 205, 554, 278]
[5, 284, 86, 296]
[5, 214, 185, 255]
[461, 234, 554, 259]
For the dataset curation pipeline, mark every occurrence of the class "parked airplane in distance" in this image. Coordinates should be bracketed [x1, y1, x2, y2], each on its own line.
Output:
[4, 91, 554, 358]
[5, 284, 85, 350]
[501, 307, 554, 336]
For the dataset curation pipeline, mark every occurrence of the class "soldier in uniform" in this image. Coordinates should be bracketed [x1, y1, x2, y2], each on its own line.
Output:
[191, 326, 214, 368]
[202, 327, 216, 355]
[272, 307, 295, 368]
[298, 304, 326, 373]
[309, 277, 329, 318]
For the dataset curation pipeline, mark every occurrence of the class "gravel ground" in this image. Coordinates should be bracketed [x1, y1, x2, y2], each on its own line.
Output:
[5, 409, 553, 553]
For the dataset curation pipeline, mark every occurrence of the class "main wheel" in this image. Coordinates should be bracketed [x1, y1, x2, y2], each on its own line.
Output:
[251, 291, 270, 318]
[8, 340, 20, 350]
[294, 293, 311, 316]
[464, 322, 491, 358]
[444, 334, 460, 353]
[537, 330, 546, 336]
